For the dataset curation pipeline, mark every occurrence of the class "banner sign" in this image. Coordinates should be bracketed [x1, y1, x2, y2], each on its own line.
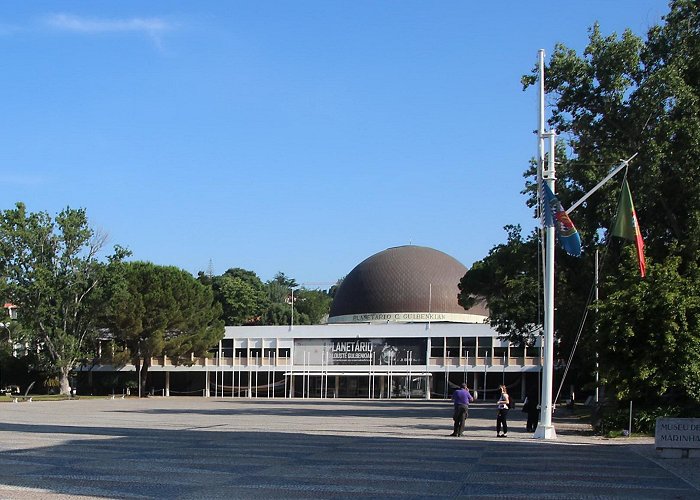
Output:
[294, 338, 427, 366]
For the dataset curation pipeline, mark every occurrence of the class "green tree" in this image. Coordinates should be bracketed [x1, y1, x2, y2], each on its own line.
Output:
[216, 268, 269, 325]
[107, 261, 224, 396]
[294, 288, 333, 325]
[0, 202, 126, 395]
[596, 256, 700, 402]
[514, 0, 700, 405]
[458, 225, 541, 345]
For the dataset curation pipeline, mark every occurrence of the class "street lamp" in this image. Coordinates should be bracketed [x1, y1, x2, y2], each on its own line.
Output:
[290, 286, 299, 330]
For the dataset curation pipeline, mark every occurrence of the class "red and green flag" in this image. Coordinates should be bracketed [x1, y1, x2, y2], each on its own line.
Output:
[612, 178, 646, 277]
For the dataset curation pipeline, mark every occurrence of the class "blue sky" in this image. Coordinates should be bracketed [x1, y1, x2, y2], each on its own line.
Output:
[1, 1, 667, 285]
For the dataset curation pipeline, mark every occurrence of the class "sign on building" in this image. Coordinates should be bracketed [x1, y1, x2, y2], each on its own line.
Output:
[294, 338, 427, 366]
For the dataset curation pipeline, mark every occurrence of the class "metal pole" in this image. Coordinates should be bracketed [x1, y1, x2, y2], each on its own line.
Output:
[408, 351, 412, 399]
[595, 250, 600, 404]
[483, 350, 487, 398]
[502, 353, 506, 385]
[628, 401, 633, 436]
[369, 349, 373, 399]
[534, 48, 557, 439]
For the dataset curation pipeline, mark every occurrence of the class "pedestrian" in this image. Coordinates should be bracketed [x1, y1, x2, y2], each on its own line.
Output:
[496, 384, 510, 437]
[523, 392, 539, 432]
[450, 383, 474, 437]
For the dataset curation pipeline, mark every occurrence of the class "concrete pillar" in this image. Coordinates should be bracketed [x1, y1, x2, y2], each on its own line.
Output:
[335, 376, 340, 398]
[205, 371, 210, 397]
[165, 371, 170, 397]
[425, 375, 431, 400]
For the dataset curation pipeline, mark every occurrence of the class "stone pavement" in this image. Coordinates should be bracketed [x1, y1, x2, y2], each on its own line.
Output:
[0, 398, 697, 499]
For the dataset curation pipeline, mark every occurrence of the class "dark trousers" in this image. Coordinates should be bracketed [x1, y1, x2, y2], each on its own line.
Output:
[496, 409, 509, 435]
[453, 405, 468, 436]
[527, 410, 539, 432]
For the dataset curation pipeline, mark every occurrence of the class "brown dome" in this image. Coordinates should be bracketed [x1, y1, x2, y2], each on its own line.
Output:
[328, 245, 486, 324]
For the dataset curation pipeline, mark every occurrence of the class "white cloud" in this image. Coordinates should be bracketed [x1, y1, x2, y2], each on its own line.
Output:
[44, 14, 175, 48]
[46, 13, 172, 34]
[0, 174, 48, 186]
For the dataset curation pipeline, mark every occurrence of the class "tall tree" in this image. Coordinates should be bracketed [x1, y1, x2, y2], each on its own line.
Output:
[294, 288, 333, 325]
[516, 0, 700, 405]
[0, 202, 126, 394]
[107, 261, 224, 395]
[217, 268, 269, 325]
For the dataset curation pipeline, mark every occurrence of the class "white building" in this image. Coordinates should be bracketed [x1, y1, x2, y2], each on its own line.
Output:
[84, 246, 542, 400]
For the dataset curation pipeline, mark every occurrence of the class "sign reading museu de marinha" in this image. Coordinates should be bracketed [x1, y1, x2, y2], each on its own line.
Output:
[655, 418, 700, 449]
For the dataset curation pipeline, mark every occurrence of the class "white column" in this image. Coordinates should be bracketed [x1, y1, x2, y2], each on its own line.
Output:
[165, 371, 170, 397]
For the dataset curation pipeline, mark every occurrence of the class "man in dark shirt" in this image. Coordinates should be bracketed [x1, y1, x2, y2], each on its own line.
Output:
[450, 383, 474, 437]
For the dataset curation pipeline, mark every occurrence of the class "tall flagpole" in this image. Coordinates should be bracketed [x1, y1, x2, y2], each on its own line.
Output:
[534, 49, 557, 439]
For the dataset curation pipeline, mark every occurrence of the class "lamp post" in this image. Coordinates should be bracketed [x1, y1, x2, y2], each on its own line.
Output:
[289, 286, 299, 330]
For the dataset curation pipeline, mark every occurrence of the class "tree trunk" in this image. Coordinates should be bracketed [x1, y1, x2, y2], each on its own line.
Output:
[59, 367, 72, 395]
[139, 358, 151, 397]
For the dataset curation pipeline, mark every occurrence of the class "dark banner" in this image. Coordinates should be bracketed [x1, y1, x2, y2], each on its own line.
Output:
[294, 338, 427, 366]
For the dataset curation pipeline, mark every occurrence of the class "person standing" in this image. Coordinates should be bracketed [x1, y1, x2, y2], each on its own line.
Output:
[523, 392, 539, 432]
[496, 385, 511, 437]
[450, 383, 474, 437]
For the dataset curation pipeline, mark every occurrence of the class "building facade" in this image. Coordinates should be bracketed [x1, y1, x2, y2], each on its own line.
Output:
[82, 246, 543, 400]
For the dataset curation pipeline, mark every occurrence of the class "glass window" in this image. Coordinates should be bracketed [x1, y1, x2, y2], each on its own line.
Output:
[461, 337, 476, 357]
[430, 337, 444, 357]
[477, 337, 492, 357]
[509, 345, 525, 358]
[263, 348, 276, 358]
[493, 347, 507, 359]
[525, 346, 541, 358]
[249, 348, 262, 359]
[234, 348, 247, 358]
[278, 348, 291, 358]
[445, 337, 459, 358]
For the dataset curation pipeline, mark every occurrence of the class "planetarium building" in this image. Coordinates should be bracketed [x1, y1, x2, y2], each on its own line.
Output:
[85, 246, 542, 400]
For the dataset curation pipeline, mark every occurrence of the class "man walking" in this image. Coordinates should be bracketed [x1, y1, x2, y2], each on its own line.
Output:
[450, 383, 474, 437]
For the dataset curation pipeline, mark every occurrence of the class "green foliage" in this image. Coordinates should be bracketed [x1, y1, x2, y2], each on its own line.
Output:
[464, 1, 700, 408]
[0, 202, 125, 394]
[106, 261, 224, 394]
[597, 257, 700, 404]
[294, 289, 332, 325]
[594, 402, 700, 435]
[458, 225, 541, 345]
[215, 268, 269, 325]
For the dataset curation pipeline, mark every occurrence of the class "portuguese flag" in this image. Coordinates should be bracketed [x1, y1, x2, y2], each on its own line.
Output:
[612, 178, 646, 278]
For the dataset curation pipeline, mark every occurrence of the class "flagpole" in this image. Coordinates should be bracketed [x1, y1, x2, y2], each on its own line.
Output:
[534, 49, 557, 439]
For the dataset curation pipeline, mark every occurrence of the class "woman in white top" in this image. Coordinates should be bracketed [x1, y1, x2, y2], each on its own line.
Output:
[496, 385, 510, 437]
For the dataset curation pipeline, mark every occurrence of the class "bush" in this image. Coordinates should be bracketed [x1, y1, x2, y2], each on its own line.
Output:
[593, 403, 700, 436]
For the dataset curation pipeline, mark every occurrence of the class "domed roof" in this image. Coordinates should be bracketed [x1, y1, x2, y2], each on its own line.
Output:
[328, 245, 487, 324]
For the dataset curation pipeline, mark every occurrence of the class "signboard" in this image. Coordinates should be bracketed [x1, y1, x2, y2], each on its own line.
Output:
[294, 338, 427, 366]
[655, 418, 700, 449]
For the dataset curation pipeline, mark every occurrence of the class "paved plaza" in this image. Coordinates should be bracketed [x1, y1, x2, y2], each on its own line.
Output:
[0, 398, 698, 499]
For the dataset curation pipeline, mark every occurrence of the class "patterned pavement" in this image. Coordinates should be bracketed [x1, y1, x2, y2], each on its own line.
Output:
[0, 398, 697, 499]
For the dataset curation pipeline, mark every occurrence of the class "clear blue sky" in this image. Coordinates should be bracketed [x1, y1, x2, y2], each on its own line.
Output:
[1, 1, 667, 285]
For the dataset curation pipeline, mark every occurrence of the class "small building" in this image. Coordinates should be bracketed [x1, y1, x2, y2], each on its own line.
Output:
[83, 246, 542, 399]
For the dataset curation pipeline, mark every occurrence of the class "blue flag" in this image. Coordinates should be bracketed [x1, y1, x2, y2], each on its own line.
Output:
[541, 182, 582, 257]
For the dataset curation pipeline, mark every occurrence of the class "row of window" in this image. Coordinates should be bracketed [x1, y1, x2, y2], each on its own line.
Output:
[208, 338, 539, 359]
[431, 337, 534, 358]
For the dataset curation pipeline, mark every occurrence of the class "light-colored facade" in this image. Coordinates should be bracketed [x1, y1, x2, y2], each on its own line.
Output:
[88, 322, 542, 400]
[82, 245, 543, 399]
